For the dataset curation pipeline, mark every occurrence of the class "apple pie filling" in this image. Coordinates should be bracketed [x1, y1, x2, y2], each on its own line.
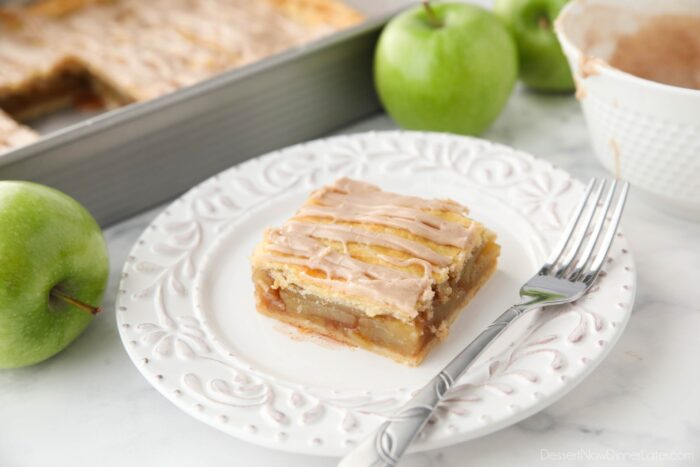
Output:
[251, 178, 499, 365]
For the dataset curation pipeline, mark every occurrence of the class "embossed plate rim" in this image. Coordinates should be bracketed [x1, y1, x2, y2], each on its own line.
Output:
[116, 130, 636, 456]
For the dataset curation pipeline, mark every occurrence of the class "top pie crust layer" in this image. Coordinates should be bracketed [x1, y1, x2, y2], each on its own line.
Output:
[251, 178, 494, 323]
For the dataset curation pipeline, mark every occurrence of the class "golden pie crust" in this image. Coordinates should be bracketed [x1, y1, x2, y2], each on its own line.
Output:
[0, 109, 39, 151]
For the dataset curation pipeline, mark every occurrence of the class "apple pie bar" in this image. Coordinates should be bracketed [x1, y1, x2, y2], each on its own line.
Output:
[251, 178, 500, 366]
[0, 109, 38, 152]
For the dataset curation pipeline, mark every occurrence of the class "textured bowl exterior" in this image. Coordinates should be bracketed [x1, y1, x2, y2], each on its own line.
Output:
[556, 0, 700, 220]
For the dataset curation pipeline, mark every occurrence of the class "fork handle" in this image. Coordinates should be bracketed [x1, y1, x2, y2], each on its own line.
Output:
[338, 305, 527, 467]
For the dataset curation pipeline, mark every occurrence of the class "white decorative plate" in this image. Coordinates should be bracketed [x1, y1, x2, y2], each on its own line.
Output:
[116, 131, 636, 456]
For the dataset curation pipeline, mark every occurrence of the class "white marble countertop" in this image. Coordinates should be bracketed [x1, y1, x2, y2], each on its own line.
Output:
[1, 86, 699, 467]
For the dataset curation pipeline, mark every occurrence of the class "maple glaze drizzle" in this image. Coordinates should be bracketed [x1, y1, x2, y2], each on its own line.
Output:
[258, 178, 481, 319]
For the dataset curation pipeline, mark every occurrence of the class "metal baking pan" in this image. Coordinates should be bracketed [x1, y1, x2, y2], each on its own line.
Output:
[0, 15, 389, 226]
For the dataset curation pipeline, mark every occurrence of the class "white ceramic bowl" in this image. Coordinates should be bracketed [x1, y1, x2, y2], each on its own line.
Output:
[555, 0, 700, 220]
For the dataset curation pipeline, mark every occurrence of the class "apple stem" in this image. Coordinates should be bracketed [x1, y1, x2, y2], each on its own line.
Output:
[50, 288, 101, 316]
[538, 15, 551, 30]
[422, 1, 443, 28]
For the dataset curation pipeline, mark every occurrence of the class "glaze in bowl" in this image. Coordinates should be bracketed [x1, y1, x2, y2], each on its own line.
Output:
[555, 0, 700, 220]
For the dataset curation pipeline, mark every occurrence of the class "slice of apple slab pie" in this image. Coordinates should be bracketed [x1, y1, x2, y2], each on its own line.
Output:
[251, 178, 499, 366]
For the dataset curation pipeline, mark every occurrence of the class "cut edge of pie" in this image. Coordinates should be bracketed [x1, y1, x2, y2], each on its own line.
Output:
[250, 178, 500, 366]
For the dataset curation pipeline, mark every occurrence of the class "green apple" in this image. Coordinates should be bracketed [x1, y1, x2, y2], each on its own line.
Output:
[494, 0, 574, 92]
[0, 181, 109, 369]
[374, 2, 518, 136]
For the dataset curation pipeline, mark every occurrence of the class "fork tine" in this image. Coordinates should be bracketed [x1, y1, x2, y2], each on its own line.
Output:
[569, 180, 618, 281]
[541, 178, 597, 274]
[582, 181, 630, 284]
[554, 179, 607, 277]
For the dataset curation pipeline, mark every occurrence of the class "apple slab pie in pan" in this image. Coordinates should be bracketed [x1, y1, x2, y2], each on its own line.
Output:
[0, 0, 362, 152]
[251, 178, 500, 365]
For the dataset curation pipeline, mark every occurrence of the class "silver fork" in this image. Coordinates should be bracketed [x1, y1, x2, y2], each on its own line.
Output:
[339, 178, 630, 467]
